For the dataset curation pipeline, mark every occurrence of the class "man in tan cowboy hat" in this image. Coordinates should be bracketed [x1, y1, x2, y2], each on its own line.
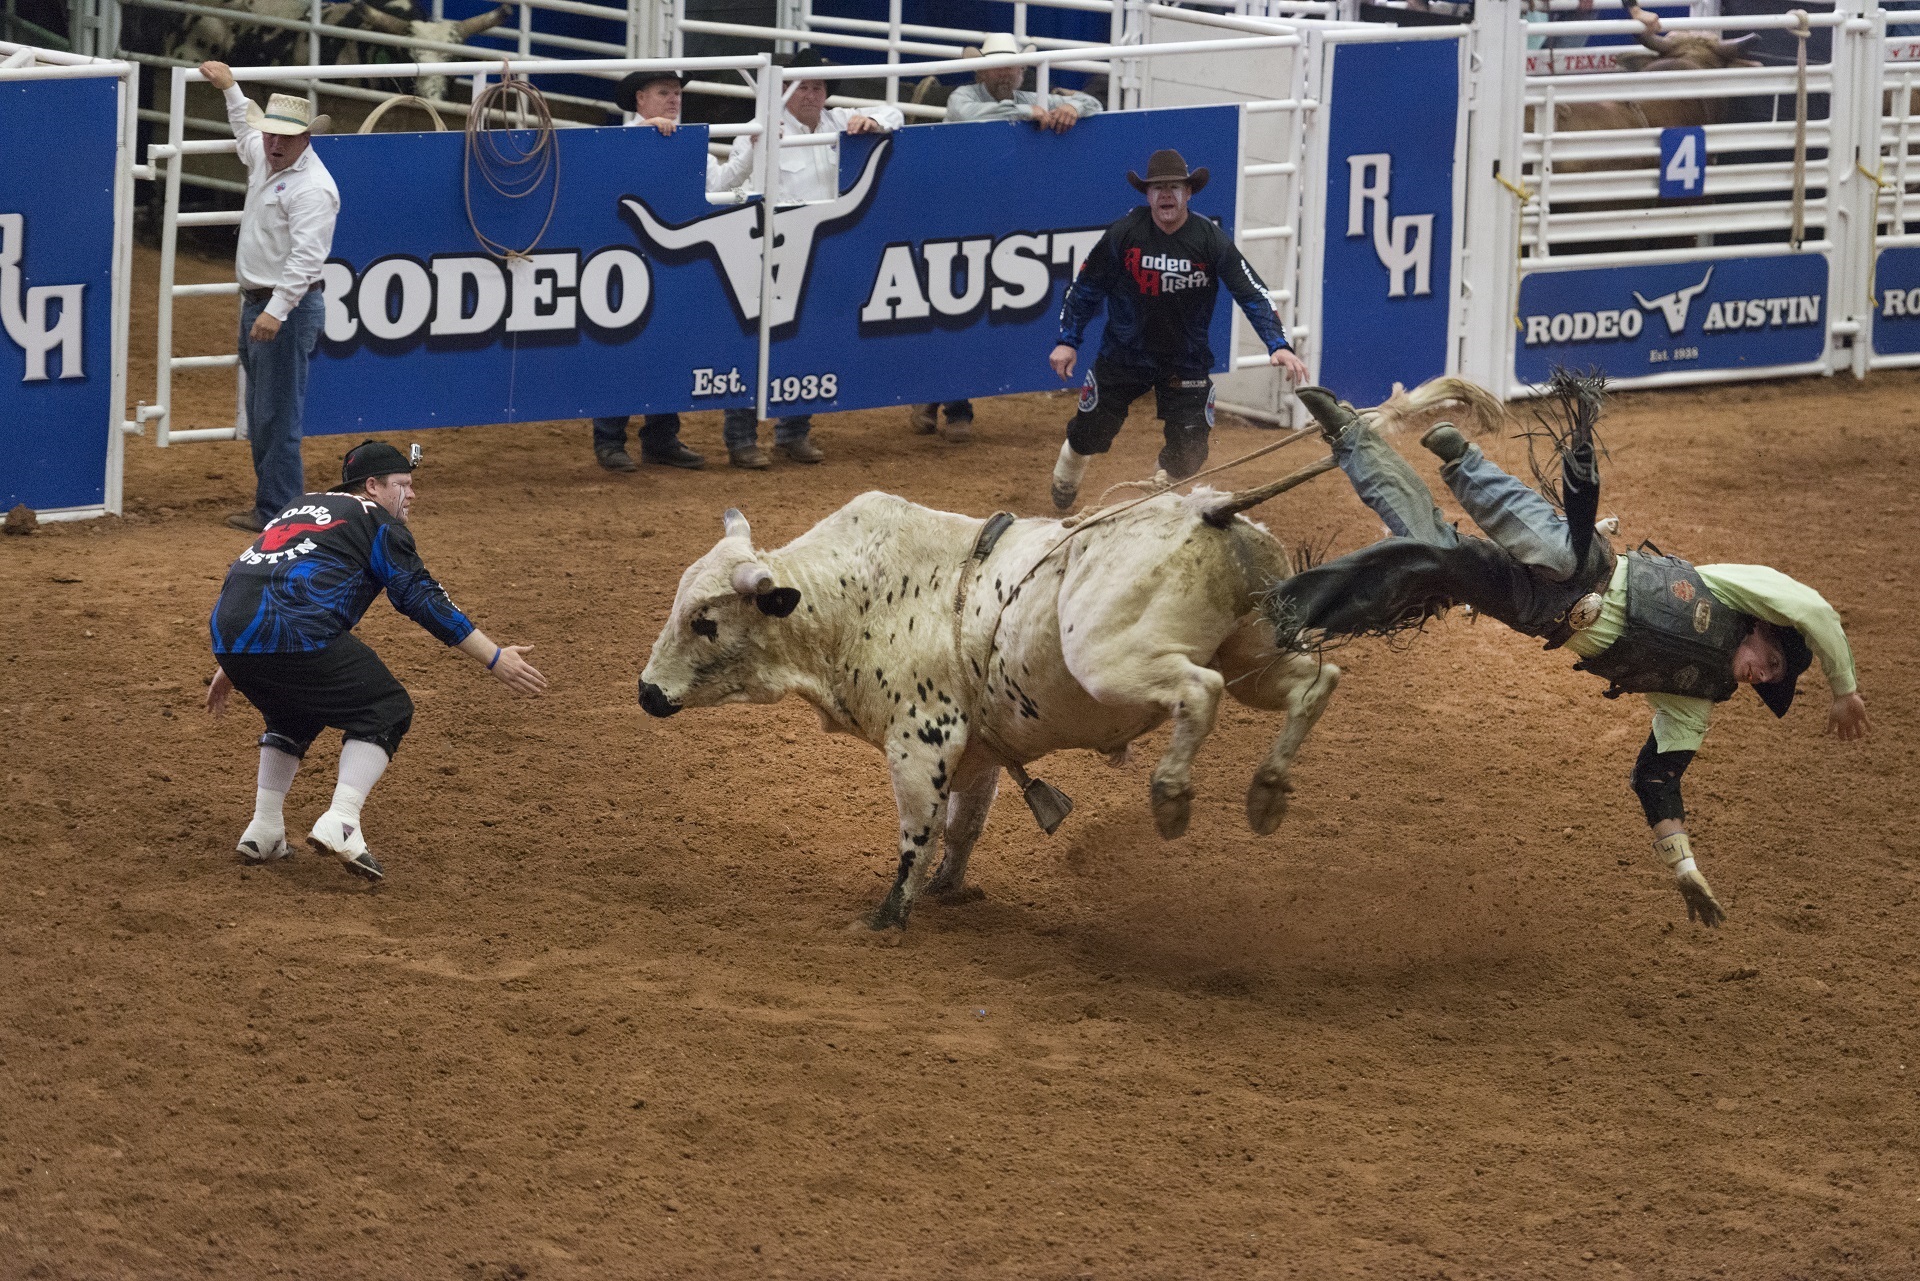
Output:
[1047, 148, 1310, 509]
[201, 61, 340, 534]
[905, 32, 1107, 446]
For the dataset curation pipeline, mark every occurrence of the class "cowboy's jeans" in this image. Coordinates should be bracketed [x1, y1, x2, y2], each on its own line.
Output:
[593, 414, 686, 454]
[1332, 426, 1576, 580]
[722, 409, 812, 452]
[238, 289, 323, 523]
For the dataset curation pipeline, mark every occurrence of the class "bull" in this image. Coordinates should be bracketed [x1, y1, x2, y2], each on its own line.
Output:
[349, 1, 511, 103]
[638, 489, 1341, 930]
[1553, 4, 1763, 135]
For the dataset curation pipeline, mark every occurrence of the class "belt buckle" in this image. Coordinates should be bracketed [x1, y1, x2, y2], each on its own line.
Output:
[1568, 591, 1605, 631]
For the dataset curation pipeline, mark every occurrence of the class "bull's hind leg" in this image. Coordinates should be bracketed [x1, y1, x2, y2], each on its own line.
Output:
[1216, 625, 1340, 835]
[1074, 653, 1224, 840]
[927, 754, 1001, 904]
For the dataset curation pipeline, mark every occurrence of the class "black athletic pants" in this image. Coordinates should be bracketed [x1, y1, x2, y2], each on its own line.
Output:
[1066, 356, 1215, 480]
[217, 633, 414, 760]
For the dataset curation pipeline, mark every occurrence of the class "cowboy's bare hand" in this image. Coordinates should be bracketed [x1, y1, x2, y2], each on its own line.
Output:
[845, 114, 886, 135]
[1050, 344, 1077, 381]
[200, 61, 235, 91]
[1044, 103, 1079, 133]
[1827, 691, 1870, 741]
[1271, 347, 1309, 383]
[646, 116, 677, 136]
[490, 645, 549, 697]
[249, 312, 282, 344]
[207, 667, 233, 716]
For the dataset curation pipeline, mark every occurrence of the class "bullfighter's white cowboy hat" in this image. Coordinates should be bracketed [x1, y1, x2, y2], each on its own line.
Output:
[244, 92, 331, 136]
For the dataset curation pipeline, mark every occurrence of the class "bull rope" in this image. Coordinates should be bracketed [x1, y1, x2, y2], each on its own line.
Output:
[1857, 161, 1891, 309]
[1789, 9, 1810, 250]
[462, 62, 560, 262]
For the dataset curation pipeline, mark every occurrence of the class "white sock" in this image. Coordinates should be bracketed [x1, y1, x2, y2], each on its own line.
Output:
[1054, 442, 1090, 486]
[329, 739, 389, 822]
[253, 746, 299, 827]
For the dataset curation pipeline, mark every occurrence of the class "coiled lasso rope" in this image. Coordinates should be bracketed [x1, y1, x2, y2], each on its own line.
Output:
[463, 63, 560, 261]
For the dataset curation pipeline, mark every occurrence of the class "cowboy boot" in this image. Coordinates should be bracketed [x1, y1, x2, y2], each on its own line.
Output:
[1295, 386, 1361, 447]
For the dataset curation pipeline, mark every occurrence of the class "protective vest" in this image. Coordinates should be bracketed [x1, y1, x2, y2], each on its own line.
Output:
[1573, 552, 1746, 702]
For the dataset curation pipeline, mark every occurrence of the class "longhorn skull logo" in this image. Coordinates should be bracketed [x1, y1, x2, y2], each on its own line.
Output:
[1633, 266, 1714, 337]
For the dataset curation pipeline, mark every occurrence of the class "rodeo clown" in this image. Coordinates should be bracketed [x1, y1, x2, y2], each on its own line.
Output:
[206, 441, 548, 882]
[1267, 372, 1869, 926]
[1048, 148, 1310, 510]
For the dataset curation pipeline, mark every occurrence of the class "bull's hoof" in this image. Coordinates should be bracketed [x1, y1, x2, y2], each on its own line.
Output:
[868, 886, 913, 931]
[931, 884, 986, 907]
[1246, 765, 1295, 835]
[1150, 778, 1194, 840]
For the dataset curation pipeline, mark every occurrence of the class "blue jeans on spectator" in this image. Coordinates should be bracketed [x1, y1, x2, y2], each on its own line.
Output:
[722, 408, 812, 452]
[938, 399, 973, 420]
[593, 413, 686, 455]
[1332, 424, 1578, 581]
[238, 289, 323, 525]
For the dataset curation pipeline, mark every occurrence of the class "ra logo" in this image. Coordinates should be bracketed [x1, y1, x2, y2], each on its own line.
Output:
[1, 213, 85, 382]
[1345, 154, 1434, 299]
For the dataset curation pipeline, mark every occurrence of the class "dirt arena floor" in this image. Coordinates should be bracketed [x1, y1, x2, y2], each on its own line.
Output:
[3, 246, 1917, 1280]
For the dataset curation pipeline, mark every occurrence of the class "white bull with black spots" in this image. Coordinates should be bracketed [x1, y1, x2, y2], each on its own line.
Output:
[638, 491, 1340, 930]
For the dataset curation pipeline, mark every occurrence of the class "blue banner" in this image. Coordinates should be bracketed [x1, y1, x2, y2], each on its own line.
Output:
[1316, 38, 1460, 409]
[306, 105, 1239, 427]
[1516, 254, 1829, 383]
[1, 76, 118, 512]
[308, 124, 757, 432]
[764, 105, 1239, 414]
[1871, 247, 1920, 357]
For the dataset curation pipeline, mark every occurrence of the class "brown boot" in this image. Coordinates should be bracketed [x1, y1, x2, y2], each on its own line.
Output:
[729, 446, 772, 470]
[774, 438, 825, 465]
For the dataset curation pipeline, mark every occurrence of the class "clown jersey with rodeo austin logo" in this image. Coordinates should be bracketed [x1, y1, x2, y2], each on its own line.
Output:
[210, 493, 474, 654]
[1058, 208, 1289, 375]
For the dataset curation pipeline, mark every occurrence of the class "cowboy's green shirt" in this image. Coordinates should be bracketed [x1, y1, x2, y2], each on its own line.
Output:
[1565, 560, 1858, 753]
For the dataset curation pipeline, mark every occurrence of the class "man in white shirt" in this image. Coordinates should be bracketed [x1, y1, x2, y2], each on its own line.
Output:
[583, 67, 720, 473]
[910, 32, 1106, 444]
[714, 48, 903, 468]
[202, 62, 340, 534]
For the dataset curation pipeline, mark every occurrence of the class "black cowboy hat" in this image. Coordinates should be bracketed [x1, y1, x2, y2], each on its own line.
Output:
[341, 440, 414, 487]
[615, 68, 686, 110]
[1752, 621, 1814, 718]
[1128, 148, 1209, 195]
[782, 45, 840, 92]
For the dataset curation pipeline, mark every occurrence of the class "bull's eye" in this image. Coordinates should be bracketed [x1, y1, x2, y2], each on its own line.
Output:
[691, 616, 719, 640]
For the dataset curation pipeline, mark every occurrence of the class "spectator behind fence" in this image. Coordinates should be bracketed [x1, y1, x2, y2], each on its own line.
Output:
[712, 47, 904, 468]
[202, 61, 338, 534]
[581, 67, 742, 473]
[907, 33, 1105, 445]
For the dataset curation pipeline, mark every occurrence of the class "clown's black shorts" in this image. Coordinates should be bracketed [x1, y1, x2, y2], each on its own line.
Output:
[1065, 357, 1215, 480]
[217, 633, 414, 760]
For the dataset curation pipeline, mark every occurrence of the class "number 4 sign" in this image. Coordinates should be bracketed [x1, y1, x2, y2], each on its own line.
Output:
[1659, 126, 1707, 200]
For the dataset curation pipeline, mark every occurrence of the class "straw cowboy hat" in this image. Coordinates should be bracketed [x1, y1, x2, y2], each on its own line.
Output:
[964, 31, 1037, 58]
[1128, 147, 1209, 194]
[244, 92, 331, 136]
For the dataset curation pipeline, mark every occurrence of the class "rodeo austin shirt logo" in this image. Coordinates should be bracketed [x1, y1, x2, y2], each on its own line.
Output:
[312, 139, 1107, 407]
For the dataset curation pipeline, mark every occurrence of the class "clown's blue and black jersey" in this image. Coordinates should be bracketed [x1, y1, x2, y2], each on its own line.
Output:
[210, 492, 474, 654]
[1057, 207, 1289, 375]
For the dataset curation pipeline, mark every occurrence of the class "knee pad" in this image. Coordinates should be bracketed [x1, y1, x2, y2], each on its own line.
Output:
[349, 715, 411, 762]
[257, 731, 311, 759]
[1158, 423, 1211, 481]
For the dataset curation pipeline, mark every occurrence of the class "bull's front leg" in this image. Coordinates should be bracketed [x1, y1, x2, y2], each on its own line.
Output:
[926, 749, 1001, 904]
[869, 733, 967, 930]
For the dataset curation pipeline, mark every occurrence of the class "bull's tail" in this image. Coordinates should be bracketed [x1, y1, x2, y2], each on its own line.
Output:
[1367, 375, 1509, 439]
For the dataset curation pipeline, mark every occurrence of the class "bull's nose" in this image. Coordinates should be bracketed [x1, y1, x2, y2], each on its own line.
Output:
[638, 679, 681, 718]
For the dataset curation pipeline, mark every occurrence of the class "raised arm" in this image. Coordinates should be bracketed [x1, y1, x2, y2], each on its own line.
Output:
[202, 61, 265, 174]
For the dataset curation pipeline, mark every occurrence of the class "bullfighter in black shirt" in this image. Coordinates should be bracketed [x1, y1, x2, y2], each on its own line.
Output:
[206, 441, 547, 882]
[1048, 148, 1310, 510]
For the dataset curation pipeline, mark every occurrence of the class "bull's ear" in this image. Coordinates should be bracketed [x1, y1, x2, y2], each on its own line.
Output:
[755, 587, 802, 618]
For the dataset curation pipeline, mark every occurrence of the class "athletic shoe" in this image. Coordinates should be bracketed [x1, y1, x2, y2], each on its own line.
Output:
[640, 442, 706, 470]
[908, 403, 938, 435]
[307, 810, 384, 883]
[236, 819, 290, 864]
[595, 446, 638, 473]
[1419, 422, 1468, 464]
[774, 439, 826, 464]
[1051, 477, 1079, 512]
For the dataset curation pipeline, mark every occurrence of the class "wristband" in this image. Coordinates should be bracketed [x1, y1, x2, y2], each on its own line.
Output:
[487, 645, 502, 670]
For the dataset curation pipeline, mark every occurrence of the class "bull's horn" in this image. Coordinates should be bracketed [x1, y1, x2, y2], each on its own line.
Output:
[355, 1, 410, 34]
[1718, 32, 1760, 50]
[732, 561, 775, 597]
[722, 508, 751, 541]
[452, 3, 510, 37]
